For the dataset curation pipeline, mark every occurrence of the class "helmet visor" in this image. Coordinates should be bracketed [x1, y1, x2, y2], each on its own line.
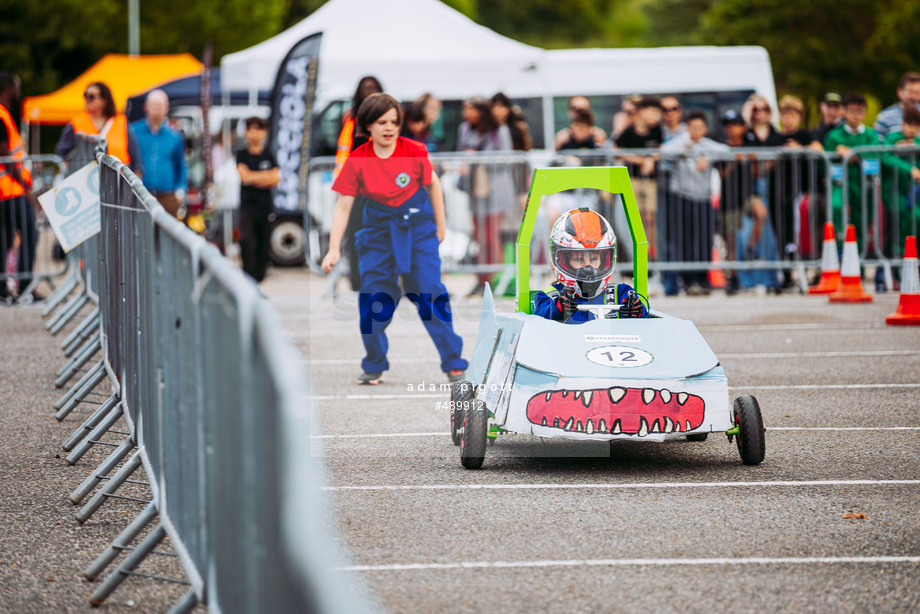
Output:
[554, 247, 615, 282]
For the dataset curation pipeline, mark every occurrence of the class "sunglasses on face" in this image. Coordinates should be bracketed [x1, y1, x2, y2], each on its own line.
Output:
[752, 106, 770, 112]
[84, 92, 99, 101]
[662, 106, 680, 112]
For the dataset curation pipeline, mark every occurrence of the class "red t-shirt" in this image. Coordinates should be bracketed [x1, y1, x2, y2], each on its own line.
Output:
[332, 136, 432, 207]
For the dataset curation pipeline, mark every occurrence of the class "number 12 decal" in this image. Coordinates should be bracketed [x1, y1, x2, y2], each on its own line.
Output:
[586, 346, 653, 368]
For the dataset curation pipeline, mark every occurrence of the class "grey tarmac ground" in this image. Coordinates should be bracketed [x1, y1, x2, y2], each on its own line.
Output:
[2, 266, 919, 613]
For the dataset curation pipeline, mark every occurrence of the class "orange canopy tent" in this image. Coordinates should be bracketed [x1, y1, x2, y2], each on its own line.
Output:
[22, 53, 204, 125]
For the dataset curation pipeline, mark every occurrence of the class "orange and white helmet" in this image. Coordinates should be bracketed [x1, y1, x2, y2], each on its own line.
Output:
[550, 207, 617, 299]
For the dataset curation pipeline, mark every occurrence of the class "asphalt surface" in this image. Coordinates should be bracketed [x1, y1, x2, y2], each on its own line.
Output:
[2, 268, 919, 613]
[276, 269, 920, 614]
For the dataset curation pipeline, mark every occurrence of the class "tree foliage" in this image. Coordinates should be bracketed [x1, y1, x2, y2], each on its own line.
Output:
[643, 0, 920, 108]
[4, 0, 918, 123]
[0, 0, 288, 99]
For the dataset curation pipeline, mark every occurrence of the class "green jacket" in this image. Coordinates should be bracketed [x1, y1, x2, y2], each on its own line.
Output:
[881, 130, 920, 212]
[824, 123, 879, 153]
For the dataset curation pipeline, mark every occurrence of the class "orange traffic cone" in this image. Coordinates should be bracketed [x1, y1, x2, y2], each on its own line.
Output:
[709, 239, 726, 289]
[829, 224, 872, 303]
[886, 236, 920, 325]
[808, 222, 840, 294]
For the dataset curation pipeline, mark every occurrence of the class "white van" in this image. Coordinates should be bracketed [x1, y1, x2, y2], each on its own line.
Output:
[309, 45, 777, 153]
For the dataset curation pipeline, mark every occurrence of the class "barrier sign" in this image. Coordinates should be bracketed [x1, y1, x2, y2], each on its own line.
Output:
[862, 158, 880, 176]
[37, 162, 101, 252]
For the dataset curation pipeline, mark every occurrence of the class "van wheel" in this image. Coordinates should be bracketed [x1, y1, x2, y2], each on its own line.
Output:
[269, 217, 306, 266]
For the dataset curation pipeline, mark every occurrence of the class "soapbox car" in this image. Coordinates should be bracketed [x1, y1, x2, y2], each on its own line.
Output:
[450, 167, 765, 470]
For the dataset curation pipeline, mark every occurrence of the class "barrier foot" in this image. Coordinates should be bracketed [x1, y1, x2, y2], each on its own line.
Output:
[41, 270, 78, 318]
[55, 332, 101, 388]
[47, 291, 89, 335]
[167, 589, 199, 614]
[89, 524, 166, 606]
[66, 403, 125, 466]
[84, 501, 157, 581]
[76, 452, 142, 524]
[62, 307, 100, 357]
[54, 361, 106, 420]
[62, 394, 120, 452]
[795, 261, 809, 294]
[70, 436, 134, 503]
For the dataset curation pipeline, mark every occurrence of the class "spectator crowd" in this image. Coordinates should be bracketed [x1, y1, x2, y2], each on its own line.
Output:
[4, 70, 920, 302]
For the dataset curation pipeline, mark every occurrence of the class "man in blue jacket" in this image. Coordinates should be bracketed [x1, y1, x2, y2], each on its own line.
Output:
[132, 89, 187, 218]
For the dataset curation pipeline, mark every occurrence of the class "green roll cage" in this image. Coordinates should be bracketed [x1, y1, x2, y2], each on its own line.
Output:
[515, 166, 648, 314]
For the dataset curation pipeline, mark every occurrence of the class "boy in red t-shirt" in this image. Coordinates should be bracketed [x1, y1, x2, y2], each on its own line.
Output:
[322, 94, 467, 385]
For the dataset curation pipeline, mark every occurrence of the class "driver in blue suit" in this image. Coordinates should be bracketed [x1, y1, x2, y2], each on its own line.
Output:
[533, 208, 649, 323]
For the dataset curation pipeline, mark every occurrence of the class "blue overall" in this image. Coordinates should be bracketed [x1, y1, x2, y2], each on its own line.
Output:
[356, 188, 467, 374]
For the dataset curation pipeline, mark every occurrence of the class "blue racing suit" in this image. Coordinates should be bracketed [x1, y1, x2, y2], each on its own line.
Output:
[532, 282, 649, 324]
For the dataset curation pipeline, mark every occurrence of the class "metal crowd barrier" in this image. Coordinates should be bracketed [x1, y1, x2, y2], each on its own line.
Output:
[42, 144, 368, 611]
[305, 145, 918, 295]
[0, 153, 68, 304]
[837, 144, 920, 288]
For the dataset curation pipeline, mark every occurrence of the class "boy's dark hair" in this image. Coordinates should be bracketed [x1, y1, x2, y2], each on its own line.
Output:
[842, 91, 867, 108]
[356, 93, 403, 136]
[245, 116, 268, 130]
[685, 110, 707, 125]
[638, 96, 662, 110]
[899, 72, 920, 89]
[902, 106, 920, 126]
[571, 107, 594, 126]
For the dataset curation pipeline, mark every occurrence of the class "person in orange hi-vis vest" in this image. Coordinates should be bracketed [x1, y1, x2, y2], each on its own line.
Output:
[335, 76, 383, 293]
[0, 71, 38, 302]
[55, 81, 142, 174]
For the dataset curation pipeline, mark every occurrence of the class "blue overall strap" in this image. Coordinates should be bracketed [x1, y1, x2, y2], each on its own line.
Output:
[362, 189, 432, 275]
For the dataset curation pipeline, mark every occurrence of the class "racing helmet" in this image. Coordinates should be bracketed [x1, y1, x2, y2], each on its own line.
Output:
[550, 207, 617, 299]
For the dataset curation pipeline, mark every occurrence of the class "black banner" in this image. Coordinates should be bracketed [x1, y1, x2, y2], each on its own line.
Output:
[268, 33, 322, 212]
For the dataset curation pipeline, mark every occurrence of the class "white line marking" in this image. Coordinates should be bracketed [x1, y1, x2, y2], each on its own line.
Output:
[311, 427, 920, 439]
[302, 350, 920, 365]
[312, 432, 450, 439]
[336, 555, 920, 573]
[770, 427, 920, 431]
[308, 393, 446, 401]
[720, 350, 920, 358]
[700, 322, 888, 331]
[304, 358, 431, 365]
[322, 479, 920, 492]
[734, 384, 920, 390]
[304, 383, 920, 401]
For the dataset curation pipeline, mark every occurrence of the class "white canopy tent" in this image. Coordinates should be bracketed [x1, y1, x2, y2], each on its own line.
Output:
[220, 0, 549, 106]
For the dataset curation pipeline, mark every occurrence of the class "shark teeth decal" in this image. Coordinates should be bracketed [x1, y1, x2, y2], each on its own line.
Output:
[528, 387, 706, 437]
[608, 387, 626, 404]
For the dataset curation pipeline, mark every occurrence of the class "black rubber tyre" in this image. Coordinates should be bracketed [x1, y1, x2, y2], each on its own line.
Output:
[450, 381, 474, 446]
[733, 395, 765, 465]
[686, 433, 709, 442]
[268, 216, 307, 266]
[460, 399, 488, 469]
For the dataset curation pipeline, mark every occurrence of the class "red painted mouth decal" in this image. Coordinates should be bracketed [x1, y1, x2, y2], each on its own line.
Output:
[526, 387, 705, 436]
